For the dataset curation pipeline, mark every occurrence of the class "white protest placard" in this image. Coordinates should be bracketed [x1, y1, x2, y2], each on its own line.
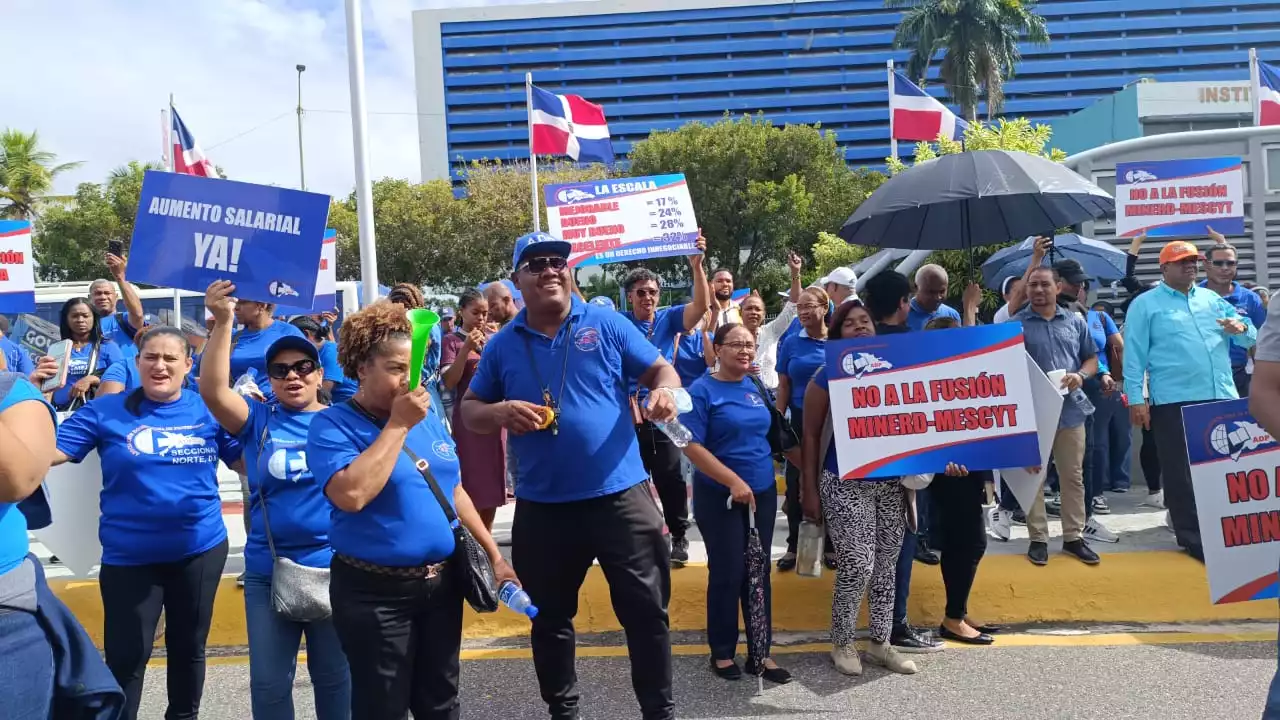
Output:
[544, 174, 700, 267]
[32, 448, 103, 578]
[1115, 157, 1245, 238]
[824, 324, 1041, 478]
[0, 220, 37, 313]
[998, 353, 1065, 514]
[1182, 399, 1280, 604]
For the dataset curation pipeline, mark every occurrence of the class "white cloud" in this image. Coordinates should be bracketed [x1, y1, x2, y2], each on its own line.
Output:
[5, 0, 426, 199]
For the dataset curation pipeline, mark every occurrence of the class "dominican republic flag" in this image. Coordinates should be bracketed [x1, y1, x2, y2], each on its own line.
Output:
[171, 105, 216, 177]
[1256, 60, 1280, 126]
[890, 71, 969, 143]
[529, 84, 614, 164]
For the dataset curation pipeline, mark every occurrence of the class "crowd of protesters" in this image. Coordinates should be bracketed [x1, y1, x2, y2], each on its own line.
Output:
[0, 220, 1269, 719]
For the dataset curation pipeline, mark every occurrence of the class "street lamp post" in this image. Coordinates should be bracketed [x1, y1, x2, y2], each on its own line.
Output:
[296, 64, 307, 191]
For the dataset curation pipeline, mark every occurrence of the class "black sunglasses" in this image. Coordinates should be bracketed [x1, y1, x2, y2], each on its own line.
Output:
[267, 358, 318, 380]
[1211, 259, 1237, 268]
[519, 256, 568, 274]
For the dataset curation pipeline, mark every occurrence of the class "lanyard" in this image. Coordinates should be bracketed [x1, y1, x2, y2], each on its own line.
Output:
[519, 319, 575, 435]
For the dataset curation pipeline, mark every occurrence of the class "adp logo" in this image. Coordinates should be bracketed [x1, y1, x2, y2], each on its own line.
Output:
[555, 187, 596, 204]
[1124, 169, 1158, 184]
[841, 351, 893, 379]
[1209, 421, 1274, 461]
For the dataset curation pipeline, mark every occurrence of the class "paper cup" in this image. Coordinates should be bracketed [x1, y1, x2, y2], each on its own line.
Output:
[1046, 369, 1068, 396]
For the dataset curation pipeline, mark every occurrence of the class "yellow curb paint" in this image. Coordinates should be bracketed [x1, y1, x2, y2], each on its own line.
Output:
[56, 551, 1274, 649]
[150, 630, 1279, 667]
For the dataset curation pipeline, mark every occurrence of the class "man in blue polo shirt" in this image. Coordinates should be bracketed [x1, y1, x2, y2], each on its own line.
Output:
[93, 253, 147, 359]
[462, 231, 682, 720]
[906, 264, 961, 331]
[1201, 229, 1267, 396]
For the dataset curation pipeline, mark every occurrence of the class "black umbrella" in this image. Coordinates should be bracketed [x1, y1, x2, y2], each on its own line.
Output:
[839, 150, 1114, 251]
[735, 496, 771, 694]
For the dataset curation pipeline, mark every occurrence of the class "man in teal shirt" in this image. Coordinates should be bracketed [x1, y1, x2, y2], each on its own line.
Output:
[1123, 240, 1256, 560]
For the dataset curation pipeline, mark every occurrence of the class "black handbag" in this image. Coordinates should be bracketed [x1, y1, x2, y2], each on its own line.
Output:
[746, 374, 800, 458]
[402, 446, 500, 614]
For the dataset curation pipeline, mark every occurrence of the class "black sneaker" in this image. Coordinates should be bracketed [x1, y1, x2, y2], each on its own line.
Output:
[1045, 498, 1061, 517]
[890, 625, 945, 654]
[1091, 496, 1111, 515]
[670, 536, 689, 567]
[914, 541, 940, 566]
[1062, 539, 1100, 565]
[1027, 541, 1049, 566]
[1011, 510, 1027, 525]
[776, 552, 797, 571]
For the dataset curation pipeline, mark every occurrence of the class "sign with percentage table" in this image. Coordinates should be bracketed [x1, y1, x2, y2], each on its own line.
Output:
[544, 174, 700, 267]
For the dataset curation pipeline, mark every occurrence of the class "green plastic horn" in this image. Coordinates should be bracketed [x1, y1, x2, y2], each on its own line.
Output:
[406, 308, 440, 390]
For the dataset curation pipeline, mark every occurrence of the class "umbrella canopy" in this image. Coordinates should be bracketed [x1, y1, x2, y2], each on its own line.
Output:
[737, 497, 771, 693]
[839, 150, 1114, 250]
[981, 233, 1128, 290]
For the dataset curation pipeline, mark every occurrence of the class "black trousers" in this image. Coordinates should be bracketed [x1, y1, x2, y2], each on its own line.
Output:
[1151, 402, 1201, 550]
[930, 472, 989, 620]
[513, 482, 674, 720]
[1140, 425, 1162, 492]
[98, 538, 228, 720]
[329, 555, 464, 720]
[635, 422, 690, 541]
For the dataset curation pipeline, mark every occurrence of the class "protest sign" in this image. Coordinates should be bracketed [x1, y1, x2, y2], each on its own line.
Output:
[0, 220, 36, 312]
[998, 352, 1065, 514]
[128, 171, 330, 305]
[544, 174, 700, 267]
[1115, 157, 1245, 238]
[10, 313, 58, 361]
[275, 228, 337, 316]
[1182, 398, 1280, 604]
[824, 324, 1040, 478]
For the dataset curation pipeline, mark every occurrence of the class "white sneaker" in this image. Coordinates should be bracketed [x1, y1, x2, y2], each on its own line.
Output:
[1084, 517, 1119, 544]
[1164, 510, 1173, 530]
[866, 641, 918, 675]
[832, 644, 863, 676]
[1143, 490, 1165, 508]
[988, 507, 1012, 541]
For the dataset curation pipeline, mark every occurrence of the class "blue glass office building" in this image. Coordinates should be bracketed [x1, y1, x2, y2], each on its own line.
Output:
[412, 0, 1280, 181]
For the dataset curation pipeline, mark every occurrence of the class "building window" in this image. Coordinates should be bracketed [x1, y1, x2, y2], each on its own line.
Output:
[1268, 147, 1280, 192]
[1094, 172, 1116, 197]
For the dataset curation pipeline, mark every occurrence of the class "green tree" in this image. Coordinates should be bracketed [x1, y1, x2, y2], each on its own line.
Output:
[810, 231, 874, 281]
[888, 0, 1049, 120]
[0, 129, 82, 219]
[627, 114, 882, 291]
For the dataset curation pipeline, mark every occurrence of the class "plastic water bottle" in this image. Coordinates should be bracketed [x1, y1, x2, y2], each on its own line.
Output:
[654, 387, 694, 448]
[499, 581, 538, 619]
[796, 521, 826, 578]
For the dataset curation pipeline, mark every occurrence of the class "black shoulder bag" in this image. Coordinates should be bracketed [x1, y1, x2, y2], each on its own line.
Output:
[746, 373, 799, 459]
[347, 400, 499, 613]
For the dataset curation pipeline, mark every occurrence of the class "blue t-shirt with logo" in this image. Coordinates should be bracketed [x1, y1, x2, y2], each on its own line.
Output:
[237, 401, 332, 576]
[101, 361, 197, 394]
[56, 389, 240, 565]
[318, 341, 357, 403]
[0, 336, 33, 376]
[197, 321, 306, 403]
[1087, 310, 1119, 374]
[307, 401, 460, 567]
[99, 312, 137, 359]
[776, 331, 826, 411]
[621, 304, 686, 395]
[470, 297, 661, 503]
[52, 341, 125, 409]
[673, 330, 709, 387]
[684, 374, 775, 493]
[1199, 281, 1268, 368]
[907, 299, 961, 332]
[0, 376, 56, 576]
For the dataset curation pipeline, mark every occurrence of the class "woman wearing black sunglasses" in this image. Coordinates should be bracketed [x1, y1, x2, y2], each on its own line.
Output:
[200, 280, 350, 720]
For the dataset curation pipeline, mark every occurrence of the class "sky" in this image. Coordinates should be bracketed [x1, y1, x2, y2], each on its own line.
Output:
[5, 0, 518, 199]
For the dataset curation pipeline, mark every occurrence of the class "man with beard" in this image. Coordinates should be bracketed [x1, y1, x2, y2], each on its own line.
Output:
[463, 231, 681, 720]
[90, 252, 146, 358]
[620, 240, 710, 566]
[709, 268, 741, 327]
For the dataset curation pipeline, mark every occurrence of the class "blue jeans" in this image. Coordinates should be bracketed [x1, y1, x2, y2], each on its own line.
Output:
[893, 529, 916, 629]
[1091, 390, 1132, 491]
[0, 607, 54, 719]
[244, 571, 351, 720]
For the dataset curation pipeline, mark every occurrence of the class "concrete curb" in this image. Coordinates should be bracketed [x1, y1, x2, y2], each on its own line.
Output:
[50, 550, 1272, 648]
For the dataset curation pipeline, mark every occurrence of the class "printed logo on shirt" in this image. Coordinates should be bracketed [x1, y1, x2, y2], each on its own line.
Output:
[746, 392, 764, 407]
[267, 448, 309, 481]
[432, 440, 456, 461]
[573, 326, 602, 352]
[127, 424, 217, 465]
[68, 358, 89, 376]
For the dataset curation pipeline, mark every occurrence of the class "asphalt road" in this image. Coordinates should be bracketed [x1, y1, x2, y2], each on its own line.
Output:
[137, 635, 1278, 719]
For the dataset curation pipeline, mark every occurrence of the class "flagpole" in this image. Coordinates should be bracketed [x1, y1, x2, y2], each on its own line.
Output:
[527, 72, 541, 233]
[167, 93, 183, 325]
[161, 107, 171, 171]
[887, 60, 898, 162]
[345, 0, 381, 306]
[1250, 48, 1262, 127]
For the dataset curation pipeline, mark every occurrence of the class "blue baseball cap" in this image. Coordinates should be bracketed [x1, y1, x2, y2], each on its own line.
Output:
[512, 231, 571, 268]
[588, 296, 616, 310]
[265, 335, 319, 366]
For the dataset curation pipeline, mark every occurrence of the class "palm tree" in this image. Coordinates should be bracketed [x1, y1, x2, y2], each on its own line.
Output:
[0, 129, 82, 219]
[887, 0, 1050, 121]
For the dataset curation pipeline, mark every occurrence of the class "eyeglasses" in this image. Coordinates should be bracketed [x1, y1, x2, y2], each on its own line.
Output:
[796, 303, 825, 311]
[267, 358, 318, 380]
[633, 288, 660, 298]
[719, 341, 755, 352]
[519, 256, 568, 274]
[1211, 259, 1237, 268]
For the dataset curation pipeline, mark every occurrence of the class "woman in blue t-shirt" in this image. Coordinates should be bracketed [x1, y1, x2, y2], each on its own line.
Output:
[200, 280, 350, 720]
[306, 301, 516, 719]
[53, 326, 240, 719]
[684, 323, 793, 686]
[50, 297, 125, 412]
[775, 286, 832, 571]
[291, 315, 358, 404]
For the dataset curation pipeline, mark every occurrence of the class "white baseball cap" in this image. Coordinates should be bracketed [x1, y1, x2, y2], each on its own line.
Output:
[819, 267, 858, 289]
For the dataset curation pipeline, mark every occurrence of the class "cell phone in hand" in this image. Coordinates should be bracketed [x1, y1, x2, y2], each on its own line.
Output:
[107, 239, 124, 256]
[41, 340, 73, 393]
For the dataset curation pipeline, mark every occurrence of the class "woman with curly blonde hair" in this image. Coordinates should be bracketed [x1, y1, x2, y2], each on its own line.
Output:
[306, 300, 516, 720]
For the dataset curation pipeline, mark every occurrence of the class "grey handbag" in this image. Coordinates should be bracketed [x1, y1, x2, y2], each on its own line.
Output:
[256, 422, 332, 622]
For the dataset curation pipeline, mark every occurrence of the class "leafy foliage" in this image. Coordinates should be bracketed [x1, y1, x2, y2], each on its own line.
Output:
[0, 129, 82, 219]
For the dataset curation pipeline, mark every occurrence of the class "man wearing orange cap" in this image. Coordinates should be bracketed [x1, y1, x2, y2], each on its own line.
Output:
[1122, 239, 1257, 561]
